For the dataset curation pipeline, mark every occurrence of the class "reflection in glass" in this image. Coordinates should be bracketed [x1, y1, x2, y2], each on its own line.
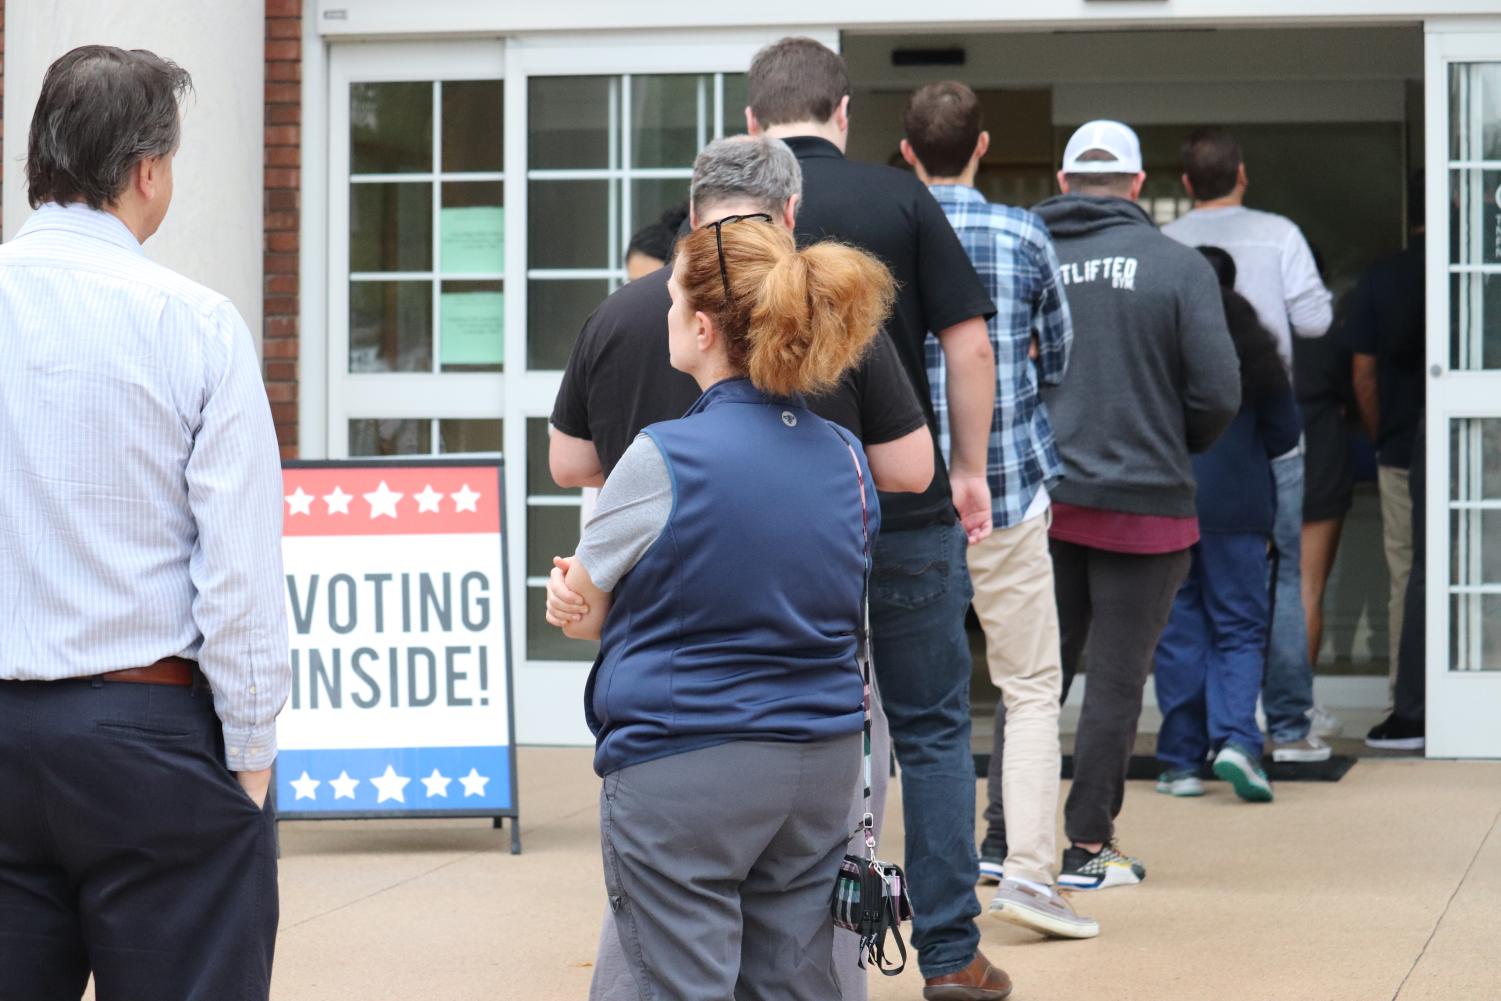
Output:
[722, 74, 749, 137]
[439, 280, 504, 373]
[351, 82, 432, 174]
[438, 419, 503, 454]
[527, 417, 576, 497]
[631, 177, 692, 244]
[349, 418, 432, 456]
[1450, 418, 1501, 502]
[1450, 594, 1501, 671]
[528, 279, 610, 370]
[529, 77, 613, 169]
[527, 504, 589, 579]
[528, 180, 615, 269]
[527, 587, 598, 661]
[1449, 169, 1501, 268]
[440, 182, 505, 275]
[1450, 272, 1501, 370]
[350, 183, 432, 272]
[349, 281, 433, 372]
[632, 75, 708, 169]
[1450, 63, 1501, 163]
[442, 80, 504, 172]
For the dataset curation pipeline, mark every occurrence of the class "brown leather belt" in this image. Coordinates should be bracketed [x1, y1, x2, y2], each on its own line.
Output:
[98, 656, 199, 686]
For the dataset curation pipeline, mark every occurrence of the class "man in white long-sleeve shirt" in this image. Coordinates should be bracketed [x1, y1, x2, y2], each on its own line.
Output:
[0, 46, 289, 1001]
[1163, 125, 1336, 764]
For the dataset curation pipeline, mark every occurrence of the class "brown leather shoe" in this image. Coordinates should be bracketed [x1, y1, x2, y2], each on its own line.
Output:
[921, 951, 1013, 1000]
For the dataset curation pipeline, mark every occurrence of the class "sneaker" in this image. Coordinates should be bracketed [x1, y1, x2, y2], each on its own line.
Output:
[1058, 843, 1145, 891]
[1271, 733, 1332, 763]
[1366, 713, 1426, 751]
[989, 878, 1100, 939]
[1308, 705, 1344, 738]
[1155, 768, 1205, 797]
[977, 836, 1006, 885]
[1211, 745, 1274, 803]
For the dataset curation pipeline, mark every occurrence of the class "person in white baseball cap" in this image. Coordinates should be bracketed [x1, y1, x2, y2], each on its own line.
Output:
[1059, 120, 1144, 176]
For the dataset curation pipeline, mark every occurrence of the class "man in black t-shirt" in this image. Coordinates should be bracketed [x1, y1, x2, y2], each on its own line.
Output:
[746, 37, 1007, 1001]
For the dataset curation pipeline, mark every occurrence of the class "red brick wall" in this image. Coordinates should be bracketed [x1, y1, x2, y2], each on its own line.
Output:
[265, 0, 302, 458]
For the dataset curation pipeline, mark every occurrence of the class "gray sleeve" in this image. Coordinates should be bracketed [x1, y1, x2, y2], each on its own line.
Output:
[573, 434, 673, 592]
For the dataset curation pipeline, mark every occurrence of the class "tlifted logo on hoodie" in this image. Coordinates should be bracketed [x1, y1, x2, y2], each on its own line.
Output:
[1059, 256, 1139, 291]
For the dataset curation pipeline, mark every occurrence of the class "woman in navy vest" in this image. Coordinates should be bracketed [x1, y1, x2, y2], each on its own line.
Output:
[545, 218, 895, 1001]
[1153, 246, 1302, 805]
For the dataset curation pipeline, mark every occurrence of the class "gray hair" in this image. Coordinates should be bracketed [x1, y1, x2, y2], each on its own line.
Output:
[690, 135, 802, 219]
[27, 46, 192, 210]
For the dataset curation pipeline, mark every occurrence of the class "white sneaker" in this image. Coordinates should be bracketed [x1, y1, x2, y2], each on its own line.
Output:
[1307, 705, 1343, 738]
[1272, 733, 1332, 763]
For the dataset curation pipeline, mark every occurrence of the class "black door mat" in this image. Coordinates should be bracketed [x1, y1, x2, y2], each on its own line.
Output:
[973, 752, 1357, 783]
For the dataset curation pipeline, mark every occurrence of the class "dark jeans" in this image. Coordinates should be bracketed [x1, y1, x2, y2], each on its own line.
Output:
[1154, 533, 1272, 770]
[869, 522, 980, 980]
[0, 680, 278, 1001]
[1395, 412, 1426, 722]
[1053, 539, 1191, 845]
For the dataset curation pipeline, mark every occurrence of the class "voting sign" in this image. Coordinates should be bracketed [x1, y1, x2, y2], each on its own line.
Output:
[274, 461, 518, 844]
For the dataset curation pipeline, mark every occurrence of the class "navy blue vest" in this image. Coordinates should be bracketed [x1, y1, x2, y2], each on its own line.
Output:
[585, 378, 878, 776]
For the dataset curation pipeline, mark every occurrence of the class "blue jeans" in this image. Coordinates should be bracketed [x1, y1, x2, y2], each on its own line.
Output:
[868, 522, 979, 980]
[1263, 452, 1314, 743]
[1155, 533, 1271, 770]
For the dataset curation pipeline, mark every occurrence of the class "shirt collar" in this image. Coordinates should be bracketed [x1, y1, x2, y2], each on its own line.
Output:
[17, 202, 145, 256]
[927, 184, 986, 205]
[781, 135, 844, 161]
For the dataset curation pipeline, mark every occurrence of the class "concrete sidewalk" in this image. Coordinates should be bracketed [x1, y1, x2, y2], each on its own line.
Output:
[253, 748, 1500, 1000]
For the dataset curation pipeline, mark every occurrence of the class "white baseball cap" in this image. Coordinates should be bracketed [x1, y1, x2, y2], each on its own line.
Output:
[1061, 120, 1143, 174]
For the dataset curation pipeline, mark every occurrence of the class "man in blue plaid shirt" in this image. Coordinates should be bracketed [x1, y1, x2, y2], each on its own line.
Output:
[902, 82, 1093, 940]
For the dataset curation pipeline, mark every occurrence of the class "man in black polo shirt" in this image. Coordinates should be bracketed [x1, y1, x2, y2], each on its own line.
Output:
[746, 37, 1006, 1001]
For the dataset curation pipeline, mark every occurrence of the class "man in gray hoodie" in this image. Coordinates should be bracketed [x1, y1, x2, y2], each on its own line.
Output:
[1032, 121, 1240, 892]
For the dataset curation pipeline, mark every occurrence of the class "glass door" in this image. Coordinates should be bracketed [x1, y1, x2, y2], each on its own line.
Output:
[1424, 26, 1501, 757]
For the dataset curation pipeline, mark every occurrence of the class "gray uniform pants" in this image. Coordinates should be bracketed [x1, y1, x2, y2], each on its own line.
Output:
[590, 726, 878, 1001]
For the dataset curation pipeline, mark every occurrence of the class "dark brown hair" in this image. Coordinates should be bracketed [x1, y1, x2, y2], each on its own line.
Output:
[27, 45, 192, 210]
[746, 37, 849, 128]
[1063, 149, 1137, 196]
[903, 82, 982, 178]
[1181, 126, 1242, 202]
[675, 223, 893, 397]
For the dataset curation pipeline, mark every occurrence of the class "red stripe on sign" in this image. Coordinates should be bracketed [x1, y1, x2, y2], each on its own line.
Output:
[282, 466, 502, 536]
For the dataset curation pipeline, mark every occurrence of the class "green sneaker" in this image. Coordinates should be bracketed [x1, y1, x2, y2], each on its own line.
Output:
[1212, 744, 1273, 802]
[1155, 768, 1205, 797]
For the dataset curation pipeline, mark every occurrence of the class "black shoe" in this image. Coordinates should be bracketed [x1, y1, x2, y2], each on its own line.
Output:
[1366, 713, 1425, 751]
[977, 835, 1006, 885]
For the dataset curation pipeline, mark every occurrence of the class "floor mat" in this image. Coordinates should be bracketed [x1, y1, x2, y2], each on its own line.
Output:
[972, 753, 1358, 782]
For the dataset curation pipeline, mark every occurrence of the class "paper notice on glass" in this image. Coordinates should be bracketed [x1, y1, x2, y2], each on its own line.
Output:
[440, 291, 504, 366]
[441, 206, 505, 274]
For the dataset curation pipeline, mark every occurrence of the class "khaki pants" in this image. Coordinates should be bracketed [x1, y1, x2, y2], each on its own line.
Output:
[968, 514, 1062, 886]
[1379, 465, 1413, 693]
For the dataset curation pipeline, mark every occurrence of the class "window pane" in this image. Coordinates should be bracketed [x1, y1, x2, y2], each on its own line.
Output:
[440, 182, 505, 275]
[722, 73, 749, 137]
[350, 182, 432, 272]
[529, 180, 614, 269]
[349, 418, 432, 456]
[528, 279, 610, 370]
[350, 281, 432, 372]
[351, 82, 432, 174]
[527, 504, 585, 579]
[527, 587, 598, 661]
[527, 417, 577, 497]
[1450, 418, 1501, 502]
[438, 419, 503, 454]
[439, 280, 503, 372]
[632, 74, 708, 169]
[442, 80, 504, 172]
[1450, 594, 1501, 671]
[630, 177, 691, 244]
[1450, 272, 1501, 371]
[1449, 169, 1501, 267]
[1450, 63, 1501, 162]
[530, 76, 613, 169]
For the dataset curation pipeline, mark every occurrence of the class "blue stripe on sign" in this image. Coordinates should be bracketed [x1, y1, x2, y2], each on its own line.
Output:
[276, 746, 512, 814]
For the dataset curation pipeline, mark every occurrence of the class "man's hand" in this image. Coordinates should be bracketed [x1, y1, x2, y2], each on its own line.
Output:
[545, 556, 589, 626]
[235, 767, 272, 809]
[950, 472, 993, 545]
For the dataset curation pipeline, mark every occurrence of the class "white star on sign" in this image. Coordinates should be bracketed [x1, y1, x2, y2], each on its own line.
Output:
[414, 484, 444, 514]
[285, 487, 314, 516]
[364, 480, 404, 519]
[450, 483, 481, 513]
[458, 767, 490, 798]
[420, 768, 452, 798]
[329, 770, 360, 800]
[289, 770, 321, 800]
[323, 486, 353, 515]
[370, 764, 411, 804]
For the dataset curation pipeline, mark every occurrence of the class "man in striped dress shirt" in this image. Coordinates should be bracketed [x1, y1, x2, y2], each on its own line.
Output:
[0, 47, 289, 1001]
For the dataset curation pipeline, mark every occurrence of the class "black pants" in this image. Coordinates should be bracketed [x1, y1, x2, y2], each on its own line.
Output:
[0, 680, 277, 1001]
[1394, 411, 1426, 723]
